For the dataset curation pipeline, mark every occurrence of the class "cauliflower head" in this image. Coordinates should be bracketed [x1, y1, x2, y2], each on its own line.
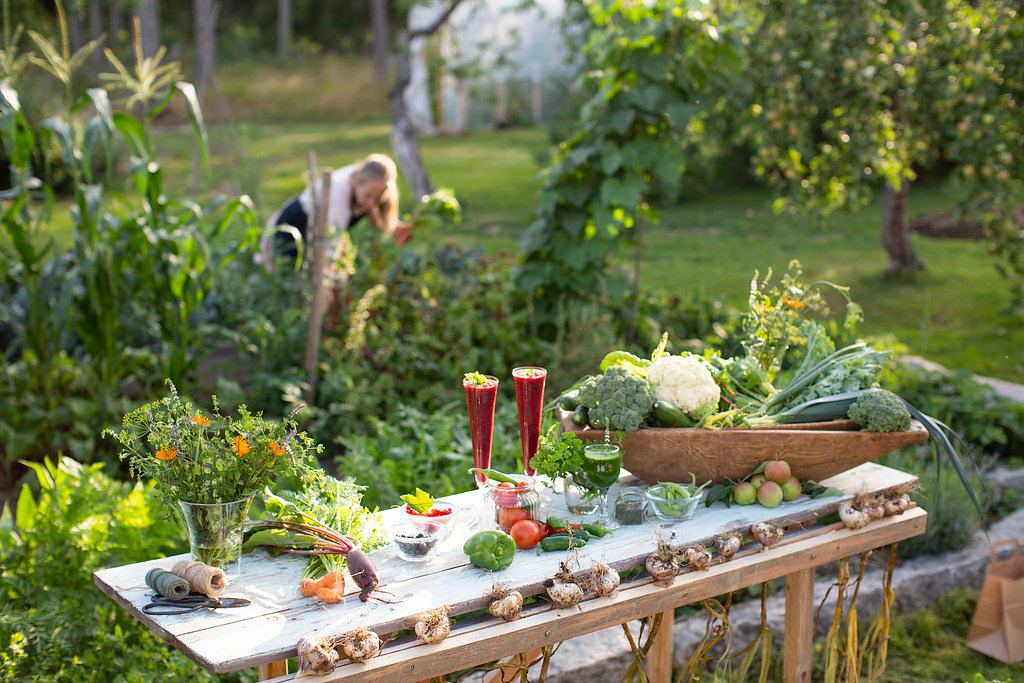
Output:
[578, 366, 655, 432]
[647, 355, 720, 417]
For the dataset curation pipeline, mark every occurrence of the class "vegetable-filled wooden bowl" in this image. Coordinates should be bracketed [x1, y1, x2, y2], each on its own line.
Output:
[557, 410, 929, 484]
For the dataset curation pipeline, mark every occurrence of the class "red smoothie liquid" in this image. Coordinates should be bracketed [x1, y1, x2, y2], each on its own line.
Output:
[513, 366, 547, 476]
[463, 375, 498, 486]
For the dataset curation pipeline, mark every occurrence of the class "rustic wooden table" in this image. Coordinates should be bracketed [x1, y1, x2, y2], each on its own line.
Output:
[94, 462, 926, 682]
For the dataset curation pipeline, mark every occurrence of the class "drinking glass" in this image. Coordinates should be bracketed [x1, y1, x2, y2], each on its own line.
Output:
[512, 366, 546, 475]
[463, 374, 498, 525]
[581, 443, 622, 528]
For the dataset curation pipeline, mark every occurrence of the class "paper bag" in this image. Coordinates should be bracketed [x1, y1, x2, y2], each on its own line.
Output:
[967, 538, 1024, 664]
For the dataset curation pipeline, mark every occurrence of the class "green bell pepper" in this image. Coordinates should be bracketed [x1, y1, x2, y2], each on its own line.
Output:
[463, 530, 516, 571]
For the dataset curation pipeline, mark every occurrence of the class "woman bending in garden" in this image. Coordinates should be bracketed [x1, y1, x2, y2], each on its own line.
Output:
[260, 153, 411, 270]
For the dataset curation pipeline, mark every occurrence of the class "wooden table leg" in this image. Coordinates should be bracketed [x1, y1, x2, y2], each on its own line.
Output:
[784, 567, 815, 683]
[258, 660, 288, 680]
[647, 610, 675, 683]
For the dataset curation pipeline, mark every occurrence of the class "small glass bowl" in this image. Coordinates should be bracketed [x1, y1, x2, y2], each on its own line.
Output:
[393, 501, 458, 562]
[644, 485, 703, 523]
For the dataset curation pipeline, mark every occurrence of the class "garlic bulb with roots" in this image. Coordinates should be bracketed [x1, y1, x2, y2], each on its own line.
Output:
[545, 578, 584, 609]
[340, 627, 381, 663]
[487, 585, 524, 621]
[296, 634, 340, 676]
[413, 606, 452, 644]
[581, 562, 620, 597]
[750, 522, 784, 550]
[715, 534, 742, 560]
[646, 533, 681, 586]
[683, 544, 712, 571]
[839, 502, 869, 530]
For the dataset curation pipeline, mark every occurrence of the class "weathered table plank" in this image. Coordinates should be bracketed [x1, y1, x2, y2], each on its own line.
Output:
[93, 462, 917, 674]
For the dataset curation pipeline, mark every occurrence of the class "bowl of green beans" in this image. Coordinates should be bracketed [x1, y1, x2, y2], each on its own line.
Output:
[645, 478, 710, 522]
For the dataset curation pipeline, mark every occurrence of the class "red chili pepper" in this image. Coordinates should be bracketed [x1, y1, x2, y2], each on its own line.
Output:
[539, 523, 553, 539]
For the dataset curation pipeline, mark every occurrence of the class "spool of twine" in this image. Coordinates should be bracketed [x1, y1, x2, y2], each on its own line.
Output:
[145, 568, 190, 600]
[171, 559, 227, 597]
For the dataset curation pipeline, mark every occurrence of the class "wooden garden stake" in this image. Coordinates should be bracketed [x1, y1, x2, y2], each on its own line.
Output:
[303, 167, 332, 404]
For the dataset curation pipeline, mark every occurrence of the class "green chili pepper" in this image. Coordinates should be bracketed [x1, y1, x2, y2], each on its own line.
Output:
[463, 530, 516, 571]
[468, 468, 518, 484]
[581, 523, 612, 538]
[541, 534, 588, 552]
[549, 528, 592, 543]
[546, 515, 569, 531]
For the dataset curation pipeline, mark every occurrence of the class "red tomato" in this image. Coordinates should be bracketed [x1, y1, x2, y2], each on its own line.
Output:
[498, 507, 533, 531]
[509, 519, 542, 549]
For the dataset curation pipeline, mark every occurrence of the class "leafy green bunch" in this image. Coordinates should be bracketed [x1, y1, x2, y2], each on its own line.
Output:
[105, 381, 320, 510]
[247, 469, 387, 579]
[406, 187, 462, 236]
[531, 424, 586, 481]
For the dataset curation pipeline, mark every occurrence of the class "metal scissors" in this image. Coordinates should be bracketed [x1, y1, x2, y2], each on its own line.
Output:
[142, 592, 251, 615]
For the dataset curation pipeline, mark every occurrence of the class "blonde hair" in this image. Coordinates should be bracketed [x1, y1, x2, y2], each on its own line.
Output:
[353, 153, 399, 234]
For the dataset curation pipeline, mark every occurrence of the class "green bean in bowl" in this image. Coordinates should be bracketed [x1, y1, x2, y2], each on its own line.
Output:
[645, 478, 709, 522]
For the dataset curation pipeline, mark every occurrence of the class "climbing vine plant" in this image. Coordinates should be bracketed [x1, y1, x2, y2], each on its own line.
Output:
[516, 0, 741, 328]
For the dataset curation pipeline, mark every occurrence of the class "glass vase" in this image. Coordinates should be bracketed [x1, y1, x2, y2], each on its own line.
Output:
[563, 474, 600, 515]
[178, 497, 253, 578]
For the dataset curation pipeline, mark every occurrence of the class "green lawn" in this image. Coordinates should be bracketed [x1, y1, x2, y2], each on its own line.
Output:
[28, 121, 1024, 382]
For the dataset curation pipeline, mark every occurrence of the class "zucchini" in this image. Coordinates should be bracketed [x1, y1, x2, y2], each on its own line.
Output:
[653, 401, 695, 428]
[571, 404, 590, 426]
[558, 390, 581, 411]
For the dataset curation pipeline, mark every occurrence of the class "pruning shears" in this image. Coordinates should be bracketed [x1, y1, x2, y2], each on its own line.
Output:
[142, 593, 251, 615]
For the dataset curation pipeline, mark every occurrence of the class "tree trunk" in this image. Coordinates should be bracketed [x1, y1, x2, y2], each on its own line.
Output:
[371, 0, 390, 79]
[193, 0, 217, 106]
[390, 29, 433, 198]
[276, 0, 292, 60]
[135, 0, 160, 58]
[87, 0, 104, 65]
[881, 180, 924, 275]
[109, 0, 124, 43]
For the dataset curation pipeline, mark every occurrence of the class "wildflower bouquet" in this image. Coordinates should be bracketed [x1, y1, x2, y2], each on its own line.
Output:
[106, 382, 321, 510]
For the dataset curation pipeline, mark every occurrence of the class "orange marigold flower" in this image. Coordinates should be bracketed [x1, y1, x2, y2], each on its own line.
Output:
[155, 448, 178, 461]
[269, 441, 285, 456]
[780, 297, 805, 309]
[233, 435, 251, 456]
[192, 414, 212, 426]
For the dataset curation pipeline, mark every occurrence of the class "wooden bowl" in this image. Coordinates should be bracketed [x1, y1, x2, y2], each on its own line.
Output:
[557, 410, 929, 484]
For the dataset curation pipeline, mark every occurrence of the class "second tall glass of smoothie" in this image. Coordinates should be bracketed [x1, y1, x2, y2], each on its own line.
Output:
[512, 366, 546, 476]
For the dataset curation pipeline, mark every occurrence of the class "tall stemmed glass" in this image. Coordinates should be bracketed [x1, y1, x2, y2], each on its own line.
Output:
[463, 372, 498, 525]
[581, 442, 622, 529]
[512, 366, 546, 476]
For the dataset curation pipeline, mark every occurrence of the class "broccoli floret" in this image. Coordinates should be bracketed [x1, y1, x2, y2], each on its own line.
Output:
[578, 366, 656, 432]
[848, 389, 912, 432]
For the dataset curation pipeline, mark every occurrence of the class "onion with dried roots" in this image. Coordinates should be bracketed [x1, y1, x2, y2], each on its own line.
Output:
[839, 502, 870, 530]
[683, 544, 712, 571]
[487, 584, 524, 621]
[340, 627, 381, 663]
[296, 634, 339, 676]
[645, 532, 681, 586]
[413, 606, 452, 644]
[715, 534, 741, 560]
[580, 562, 620, 597]
[545, 578, 584, 609]
[750, 522, 784, 550]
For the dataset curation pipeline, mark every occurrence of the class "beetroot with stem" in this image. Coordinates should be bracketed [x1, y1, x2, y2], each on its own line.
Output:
[248, 519, 387, 601]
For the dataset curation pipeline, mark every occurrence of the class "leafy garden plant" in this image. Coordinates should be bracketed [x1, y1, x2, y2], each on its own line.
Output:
[105, 381, 320, 508]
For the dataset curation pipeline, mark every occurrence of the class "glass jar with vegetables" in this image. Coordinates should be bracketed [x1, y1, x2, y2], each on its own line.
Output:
[477, 470, 541, 532]
[645, 477, 710, 523]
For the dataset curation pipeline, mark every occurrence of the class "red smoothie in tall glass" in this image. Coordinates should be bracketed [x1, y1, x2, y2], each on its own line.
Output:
[463, 374, 498, 486]
[512, 366, 547, 476]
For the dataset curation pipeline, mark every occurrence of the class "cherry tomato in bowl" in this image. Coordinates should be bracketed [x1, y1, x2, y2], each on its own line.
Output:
[509, 519, 543, 549]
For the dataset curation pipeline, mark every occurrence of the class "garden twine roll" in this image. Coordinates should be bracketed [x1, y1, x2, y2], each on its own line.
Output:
[171, 560, 227, 597]
[145, 568, 190, 600]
